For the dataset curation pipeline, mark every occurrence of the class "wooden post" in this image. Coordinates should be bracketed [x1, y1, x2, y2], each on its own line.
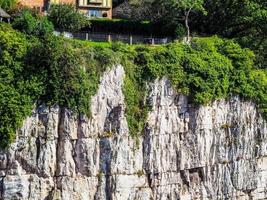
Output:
[86, 33, 88, 40]
[130, 35, 133, 45]
[108, 34, 111, 43]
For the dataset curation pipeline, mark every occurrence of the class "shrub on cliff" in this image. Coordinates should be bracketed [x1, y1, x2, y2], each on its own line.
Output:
[119, 37, 267, 136]
[28, 35, 120, 116]
[0, 24, 43, 148]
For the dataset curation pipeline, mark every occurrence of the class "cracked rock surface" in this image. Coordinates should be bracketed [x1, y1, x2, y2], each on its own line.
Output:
[0, 65, 266, 200]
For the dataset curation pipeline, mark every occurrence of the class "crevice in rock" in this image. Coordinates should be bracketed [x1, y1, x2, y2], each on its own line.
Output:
[104, 105, 122, 134]
[142, 123, 153, 192]
[227, 163, 257, 196]
[188, 167, 204, 183]
[180, 170, 189, 188]
[0, 178, 3, 199]
[44, 187, 56, 200]
[35, 137, 40, 167]
[55, 107, 63, 193]
[101, 138, 112, 200]
[94, 136, 113, 200]
[15, 154, 43, 177]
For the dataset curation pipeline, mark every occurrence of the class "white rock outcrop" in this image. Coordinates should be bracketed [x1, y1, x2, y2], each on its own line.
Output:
[0, 65, 266, 200]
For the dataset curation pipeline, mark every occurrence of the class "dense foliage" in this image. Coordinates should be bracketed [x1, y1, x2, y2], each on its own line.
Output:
[114, 0, 267, 68]
[117, 37, 267, 136]
[48, 4, 90, 32]
[0, 23, 116, 148]
[169, 0, 207, 42]
[13, 10, 54, 37]
[193, 0, 267, 69]
[28, 36, 119, 116]
[0, 24, 43, 147]
[0, 23, 266, 148]
[88, 19, 162, 36]
[0, 0, 17, 11]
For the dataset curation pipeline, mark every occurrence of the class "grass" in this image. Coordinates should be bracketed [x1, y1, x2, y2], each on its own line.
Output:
[90, 18, 151, 24]
[72, 38, 160, 49]
[72, 39, 112, 47]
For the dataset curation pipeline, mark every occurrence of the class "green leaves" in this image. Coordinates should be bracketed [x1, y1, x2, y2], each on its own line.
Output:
[0, 0, 17, 11]
[48, 4, 90, 32]
[131, 36, 266, 112]
[0, 23, 266, 147]
[174, 0, 206, 13]
[12, 10, 54, 38]
[193, 0, 267, 68]
[0, 24, 42, 148]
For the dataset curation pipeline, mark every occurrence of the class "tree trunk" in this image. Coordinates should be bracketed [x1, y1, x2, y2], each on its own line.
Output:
[185, 8, 192, 44]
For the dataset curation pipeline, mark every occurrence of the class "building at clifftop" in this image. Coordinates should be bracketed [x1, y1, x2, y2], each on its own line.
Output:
[79, 0, 112, 18]
[19, 0, 112, 18]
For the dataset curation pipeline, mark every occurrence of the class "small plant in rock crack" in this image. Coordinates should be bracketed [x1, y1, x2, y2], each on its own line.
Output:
[220, 124, 232, 129]
[100, 131, 113, 138]
[136, 170, 145, 177]
[97, 172, 104, 181]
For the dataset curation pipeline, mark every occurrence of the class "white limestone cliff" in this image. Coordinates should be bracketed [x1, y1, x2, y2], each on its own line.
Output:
[0, 65, 266, 200]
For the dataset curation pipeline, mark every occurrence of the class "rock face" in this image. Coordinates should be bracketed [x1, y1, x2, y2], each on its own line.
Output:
[0, 65, 266, 200]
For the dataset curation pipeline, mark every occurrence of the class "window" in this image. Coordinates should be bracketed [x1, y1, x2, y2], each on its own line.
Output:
[88, 9, 102, 18]
[88, 0, 102, 3]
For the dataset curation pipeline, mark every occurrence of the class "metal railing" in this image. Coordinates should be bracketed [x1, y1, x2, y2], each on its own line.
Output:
[59, 31, 173, 45]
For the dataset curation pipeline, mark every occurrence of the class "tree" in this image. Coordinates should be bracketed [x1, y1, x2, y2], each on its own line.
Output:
[48, 4, 90, 32]
[13, 10, 54, 38]
[191, 0, 267, 68]
[171, 0, 206, 43]
[113, 0, 206, 41]
[112, 0, 149, 21]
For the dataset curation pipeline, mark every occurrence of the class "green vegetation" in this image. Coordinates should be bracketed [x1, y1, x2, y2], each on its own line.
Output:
[100, 131, 113, 138]
[117, 37, 267, 137]
[88, 18, 164, 36]
[0, 24, 43, 147]
[48, 4, 90, 32]
[72, 39, 112, 48]
[196, 0, 267, 69]
[114, 0, 266, 69]
[0, 23, 266, 148]
[13, 10, 54, 38]
[0, 23, 117, 148]
[170, 0, 207, 42]
[136, 170, 145, 177]
[0, 0, 17, 11]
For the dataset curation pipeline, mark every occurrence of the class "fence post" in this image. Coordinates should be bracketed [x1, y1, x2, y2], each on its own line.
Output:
[130, 35, 133, 45]
[151, 38, 155, 45]
[86, 33, 88, 40]
[108, 34, 111, 43]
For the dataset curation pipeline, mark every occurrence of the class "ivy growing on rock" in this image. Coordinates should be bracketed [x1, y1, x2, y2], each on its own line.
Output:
[0, 23, 266, 148]
[115, 37, 267, 136]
